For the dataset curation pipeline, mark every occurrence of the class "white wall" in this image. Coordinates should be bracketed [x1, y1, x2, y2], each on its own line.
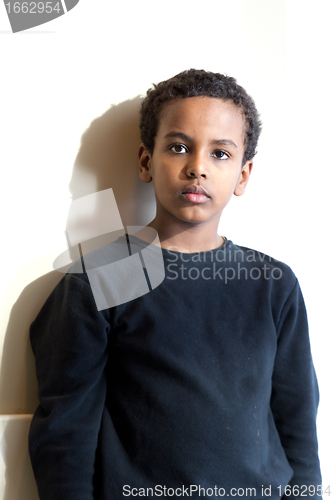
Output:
[1, 0, 332, 497]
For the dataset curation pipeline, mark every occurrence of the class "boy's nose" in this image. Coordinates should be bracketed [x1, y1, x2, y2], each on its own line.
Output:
[185, 156, 208, 179]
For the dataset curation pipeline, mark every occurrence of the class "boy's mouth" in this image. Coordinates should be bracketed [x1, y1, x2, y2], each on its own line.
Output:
[181, 185, 211, 203]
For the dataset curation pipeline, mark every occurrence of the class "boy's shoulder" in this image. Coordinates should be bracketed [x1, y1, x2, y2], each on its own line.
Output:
[221, 239, 299, 294]
[230, 240, 294, 269]
[163, 238, 299, 306]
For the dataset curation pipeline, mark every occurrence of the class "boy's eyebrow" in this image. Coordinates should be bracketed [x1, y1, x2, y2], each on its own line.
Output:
[213, 139, 238, 149]
[163, 132, 192, 142]
[163, 132, 237, 149]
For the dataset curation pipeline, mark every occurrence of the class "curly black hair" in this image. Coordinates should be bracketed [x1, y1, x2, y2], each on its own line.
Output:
[139, 69, 262, 165]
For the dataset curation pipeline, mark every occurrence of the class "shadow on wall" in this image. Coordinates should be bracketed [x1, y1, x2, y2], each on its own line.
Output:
[0, 97, 155, 498]
[0, 270, 64, 416]
[69, 96, 155, 226]
[0, 416, 38, 500]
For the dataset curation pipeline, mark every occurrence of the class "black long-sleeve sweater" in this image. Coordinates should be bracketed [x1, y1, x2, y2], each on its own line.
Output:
[29, 237, 321, 499]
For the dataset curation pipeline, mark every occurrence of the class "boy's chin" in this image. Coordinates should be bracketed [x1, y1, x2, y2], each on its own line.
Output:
[174, 211, 223, 226]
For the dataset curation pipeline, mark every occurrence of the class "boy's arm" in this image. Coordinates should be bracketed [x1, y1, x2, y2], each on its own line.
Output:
[271, 279, 322, 499]
[29, 273, 110, 500]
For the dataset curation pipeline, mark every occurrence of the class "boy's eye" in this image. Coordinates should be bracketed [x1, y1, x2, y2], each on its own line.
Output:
[212, 149, 229, 160]
[169, 144, 188, 154]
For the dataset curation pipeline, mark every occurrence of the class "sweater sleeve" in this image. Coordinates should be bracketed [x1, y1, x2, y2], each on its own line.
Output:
[271, 279, 322, 499]
[28, 273, 110, 500]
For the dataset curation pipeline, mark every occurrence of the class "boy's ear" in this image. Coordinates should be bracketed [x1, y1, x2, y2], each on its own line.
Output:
[234, 160, 253, 197]
[138, 144, 153, 183]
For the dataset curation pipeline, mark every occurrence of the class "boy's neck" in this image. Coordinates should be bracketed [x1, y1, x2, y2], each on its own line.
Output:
[146, 217, 224, 254]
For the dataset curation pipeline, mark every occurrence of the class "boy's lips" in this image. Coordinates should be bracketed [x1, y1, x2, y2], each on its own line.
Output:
[181, 185, 211, 204]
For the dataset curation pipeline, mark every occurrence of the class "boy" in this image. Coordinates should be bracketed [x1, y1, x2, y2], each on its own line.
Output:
[29, 69, 322, 499]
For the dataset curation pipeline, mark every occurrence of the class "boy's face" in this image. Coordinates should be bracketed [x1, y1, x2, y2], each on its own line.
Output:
[139, 96, 252, 229]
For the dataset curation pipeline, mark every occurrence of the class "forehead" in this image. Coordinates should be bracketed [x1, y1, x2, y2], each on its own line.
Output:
[157, 96, 246, 141]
